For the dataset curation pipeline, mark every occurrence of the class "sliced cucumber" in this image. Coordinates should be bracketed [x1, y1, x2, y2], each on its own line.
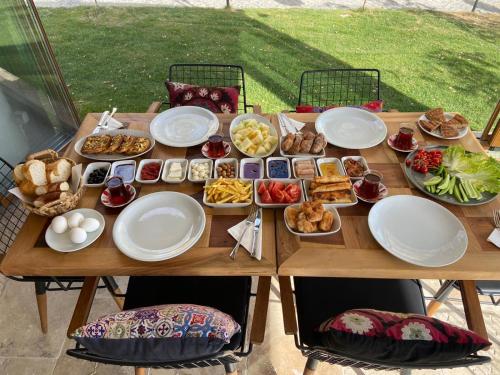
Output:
[423, 176, 443, 186]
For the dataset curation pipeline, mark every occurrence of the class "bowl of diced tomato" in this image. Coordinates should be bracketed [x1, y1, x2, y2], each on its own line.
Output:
[254, 179, 303, 207]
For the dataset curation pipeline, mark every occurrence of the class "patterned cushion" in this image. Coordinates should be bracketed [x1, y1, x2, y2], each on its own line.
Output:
[166, 81, 240, 113]
[318, 309, 490, 364]
[296, 100, 384, 113]
[72, 304, 241, 362]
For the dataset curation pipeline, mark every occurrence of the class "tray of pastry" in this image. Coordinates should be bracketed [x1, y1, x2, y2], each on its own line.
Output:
[74, 129, 155, 161]
[279, 130, 326, 158]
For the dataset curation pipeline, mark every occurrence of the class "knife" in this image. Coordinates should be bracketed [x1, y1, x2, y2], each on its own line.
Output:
[250, 208, 262, 257]
[92, 111, 110, 134]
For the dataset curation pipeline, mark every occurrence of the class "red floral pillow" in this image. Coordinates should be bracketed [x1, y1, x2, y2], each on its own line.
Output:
[296, 100, 384, 113]
[166, 81, 240, 114]
[318, 309, 490, 364]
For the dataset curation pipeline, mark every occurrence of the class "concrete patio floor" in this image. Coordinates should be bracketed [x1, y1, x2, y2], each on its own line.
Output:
[0, 276, 497, 374]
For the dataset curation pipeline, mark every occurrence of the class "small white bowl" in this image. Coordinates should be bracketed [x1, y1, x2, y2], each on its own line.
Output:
[284, 204, 341, 237]
[110, 160, 136, 184]
[188, 159, 213, 183]
[291, 157, 318, 179]
[135, 159, 163, 184]
[316, 157, 346, 177]
[254, 179, 304, 208]
[340, 156, 370, 180]
[162, 159, 188, 184]
[83, 162, 111, 187]
[214, 158, 239, 179]
[266, 157, 291, 179]
[302, 179, 358, 208]
[240, 158, 265, 179]
[203, 178, 253, 208]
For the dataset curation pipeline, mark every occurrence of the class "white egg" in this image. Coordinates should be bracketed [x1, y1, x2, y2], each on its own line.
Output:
[80, 218, 100, 233]
[68, 212, 85, 228]
[51, 216, 68, 234]
[70, 227, 87, 244]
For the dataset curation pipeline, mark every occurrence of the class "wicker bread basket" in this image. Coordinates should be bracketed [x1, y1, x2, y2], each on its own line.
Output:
[21, 149, 85, 217]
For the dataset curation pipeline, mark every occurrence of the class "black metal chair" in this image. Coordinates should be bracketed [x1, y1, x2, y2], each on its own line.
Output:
[148, 63, 257, 114]
[290, 277, 490, 374]
[67, 276, 253, 375]
[298, 68, 380, 108]
[0, 157, 123, 333]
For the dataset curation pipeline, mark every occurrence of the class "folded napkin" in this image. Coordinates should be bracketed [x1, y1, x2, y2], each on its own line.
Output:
[103, 116, 123, 130]
[279, 114, 306, 136]
[228, 219, 263, 260]
[487, 228, 500, 248]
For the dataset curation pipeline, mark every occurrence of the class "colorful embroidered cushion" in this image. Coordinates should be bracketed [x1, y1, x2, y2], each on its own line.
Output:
[318, 309, 490, 364]
[72, 304, 241, 362]
[166, 81, 240, 114]
[296, 100, 384, 113]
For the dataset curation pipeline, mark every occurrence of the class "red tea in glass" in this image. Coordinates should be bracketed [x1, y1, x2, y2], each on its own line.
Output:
[359, 171, 382, 199]
[207, 135, 224, 158]
[106, 176, 130, 205]
[394, 126, 414, 150]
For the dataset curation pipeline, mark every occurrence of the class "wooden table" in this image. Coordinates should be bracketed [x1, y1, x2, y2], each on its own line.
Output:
[0, 112, 276, 344]
[274, 112, 500, 341]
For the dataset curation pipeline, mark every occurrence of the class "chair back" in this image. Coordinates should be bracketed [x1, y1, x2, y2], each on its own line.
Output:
[0, 158, 28, 258]
[480, 100, 500, 148]
[298, 68, 380, 107]
[168, 64, 249, 113]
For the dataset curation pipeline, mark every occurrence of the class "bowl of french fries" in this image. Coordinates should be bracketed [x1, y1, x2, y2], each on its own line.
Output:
[203, 178, 253, 207]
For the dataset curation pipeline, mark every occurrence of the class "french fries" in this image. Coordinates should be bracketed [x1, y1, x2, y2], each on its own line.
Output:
[204, 178, 252, 204]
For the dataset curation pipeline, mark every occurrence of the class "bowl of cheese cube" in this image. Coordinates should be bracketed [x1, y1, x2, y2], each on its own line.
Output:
[230, 114, 278, 158]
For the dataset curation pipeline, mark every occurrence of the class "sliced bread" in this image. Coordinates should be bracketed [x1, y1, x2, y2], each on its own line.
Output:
[46, 159, 72, 184]
[22, 160, 47, 186]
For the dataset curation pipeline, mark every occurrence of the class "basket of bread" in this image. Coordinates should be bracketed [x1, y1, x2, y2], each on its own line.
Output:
[13, 149, 84, 217]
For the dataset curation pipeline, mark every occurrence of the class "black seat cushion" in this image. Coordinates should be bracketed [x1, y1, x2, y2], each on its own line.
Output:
[294, 277, 426, 347]
[124, 276, 252, 351]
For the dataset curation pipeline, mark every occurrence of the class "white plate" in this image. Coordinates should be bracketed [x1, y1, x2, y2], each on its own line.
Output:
[229, 113, 278, 158]
[45, 209, 105, 252]
[162, 159, 188, 183]
[254, 179, 304, 208]
[302, 179, 358, 208]
[83, 162, 111, 187]
[135, 159, 163, 184]
[150, 106, 219, 147]
[113, 192, 206, 262]
[315, 107, 387, 149]
[284, 204, 341, 237]
[368, 195, 468, 267]
[74, 129, 155, 161]
[417, 113, 468, 140]
[316, 157, 346, 177]
[203, 178, 253, 208]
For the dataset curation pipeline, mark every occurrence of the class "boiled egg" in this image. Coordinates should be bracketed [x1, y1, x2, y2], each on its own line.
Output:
[69, 227, 87, 244]
[80, 218, 100, 233]
[68, 212, 84, 228]
[51, 216, 68, 234]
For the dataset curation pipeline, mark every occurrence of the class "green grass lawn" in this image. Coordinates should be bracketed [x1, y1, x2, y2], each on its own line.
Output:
[39, 7, 499, 130]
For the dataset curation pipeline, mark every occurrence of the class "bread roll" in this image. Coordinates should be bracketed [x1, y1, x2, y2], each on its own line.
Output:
[13, 164, 25, 184]
[22, 160, 47, 186]
[46, 159, 72, 184]
[34, 182, 70, 196]
[19, 180, 38, 196]
[33, 191, 71, 208]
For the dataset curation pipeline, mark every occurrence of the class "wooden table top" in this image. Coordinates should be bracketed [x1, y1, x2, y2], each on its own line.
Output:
[1, 113, 276, 276]
[276, 112, 500, 280]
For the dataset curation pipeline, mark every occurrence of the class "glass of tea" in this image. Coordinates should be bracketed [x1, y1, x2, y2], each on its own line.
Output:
[207, 134, 225, 158]
[394, 125, 414, 150]
[105, 176, 130, 205]
[358, 171, 383, 200]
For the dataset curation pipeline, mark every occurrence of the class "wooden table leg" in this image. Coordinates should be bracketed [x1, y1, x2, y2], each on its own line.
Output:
[458, 280, 489, 341]
[278, 276, 297, 335]
[250, 276, 271, 344]
[67, 276, 99, 338]
[427, 280, 456, 317]
[34, 281, 48, 334]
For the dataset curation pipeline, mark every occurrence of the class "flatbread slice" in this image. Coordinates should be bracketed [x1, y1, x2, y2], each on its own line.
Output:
[311, 182, 352, 194]
[81, 135, 111, 154]
[418, 120, 441, 132]
[441, 123, 459, 138]
[105, 134, 124, 154]
[426, 108, 446, 123]
[125, 137, 151, 155]
[116, 136, 136, 154]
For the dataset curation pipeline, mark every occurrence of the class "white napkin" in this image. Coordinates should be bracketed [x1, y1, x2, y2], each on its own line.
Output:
[487, 229, 500, 248]
[103, 116, 123, 130]
[279, 114, 306, 136]
[227, 219, 263, 260]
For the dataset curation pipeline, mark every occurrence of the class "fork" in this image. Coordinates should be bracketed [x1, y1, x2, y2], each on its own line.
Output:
[229, 204, 258, 260]
[494, 209, 500, 228]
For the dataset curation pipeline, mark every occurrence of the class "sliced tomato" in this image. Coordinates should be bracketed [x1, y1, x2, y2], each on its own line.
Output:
[272, 181, 285, 192]
[270, 188, 285, 203]
[260, 190, 273, 204]
[268, 181, 275, 192]
[285, 184, 301, 202]
[282, 190, 293, 203]
[257, 181, 267, 195]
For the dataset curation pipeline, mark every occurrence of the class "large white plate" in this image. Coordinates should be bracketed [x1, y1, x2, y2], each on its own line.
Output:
[368, 195, 467, 267]
[230, 113, 278, 158]
[417, 113, 468, 140]
[74, 129, 155, 161]
[315, 107, 387, 149]
[45, 209, 105, 252]
[150, 106, 219, 147]
[113, 192, 206, 262]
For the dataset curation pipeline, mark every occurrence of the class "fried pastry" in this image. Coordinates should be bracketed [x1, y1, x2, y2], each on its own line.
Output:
[126, 137, 151, 155]
[450, 114, 468, 129]
[302, 200, 324, 222]
[289, 134, 303, 154]
[319, 210, 334, 232]
[426, 108, 446, 123]
[116, 135, 135, 154]
[285, 206, 300, 230]
[299, 138, 314, 153]
[81, 135, 111, 154]
[441, 123, 459, 138]
[297, 212, 318, 233]
[281, 133, 295, 152]
[310, 133, 326, 154]
[418, 120, 441, 132]
[105, 134, 124, 153]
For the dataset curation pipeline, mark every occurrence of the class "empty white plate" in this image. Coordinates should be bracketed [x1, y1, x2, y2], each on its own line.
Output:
[149, 106, 219, 147]
[113, 191, 206, 262]
[315, 107, 387, 149]
[368, 195, 467, 267]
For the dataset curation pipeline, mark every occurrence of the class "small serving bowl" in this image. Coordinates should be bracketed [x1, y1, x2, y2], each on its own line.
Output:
[291, 157, 318, 179]
[110, 160, 136, 184]
[240, 158, 265, 180]
[340, 156, 370, 181]
[284, 204, 341, 237]
[188, 159, 213, 183]
[266, 157, 291, 179]
[316, 157, 346, 177]
[302, 179, 358, 208]
[162, 159, 188, 184]
[214, 158, 239, 179]
[135, 159, 163, 184]
[83, 162, 111, 187]
[203, 178, 253, 208]
[254, 179, 304, 208]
